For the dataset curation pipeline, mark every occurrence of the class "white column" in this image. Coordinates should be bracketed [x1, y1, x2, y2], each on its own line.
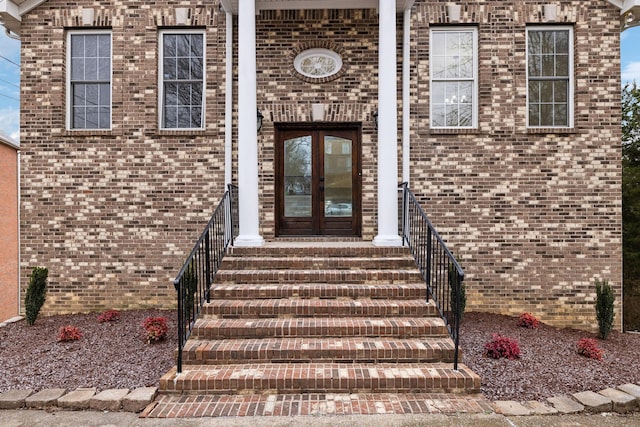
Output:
[235, 0, 264, 247]
[224, 11, 233, 187]
[374, 0, 402, 246]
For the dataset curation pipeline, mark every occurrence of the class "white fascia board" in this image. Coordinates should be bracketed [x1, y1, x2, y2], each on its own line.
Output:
[0, 0, 21, 34]
[0, 0, 47, 35]
[607, 0, 624, 8]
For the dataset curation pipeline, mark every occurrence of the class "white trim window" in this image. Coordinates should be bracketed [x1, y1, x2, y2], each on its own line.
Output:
[159, 30, 205, 129]
[67, 31, 112, 129]
[430, 27, 478, 129]
[527, 26, 573, 128]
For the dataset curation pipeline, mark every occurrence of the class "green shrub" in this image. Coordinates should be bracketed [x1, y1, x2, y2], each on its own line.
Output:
[25, 267, 48, 326]
[595, 279, 615, 339]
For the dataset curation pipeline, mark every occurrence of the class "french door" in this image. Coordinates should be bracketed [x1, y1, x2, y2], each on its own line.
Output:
[275, 125, 361, 236]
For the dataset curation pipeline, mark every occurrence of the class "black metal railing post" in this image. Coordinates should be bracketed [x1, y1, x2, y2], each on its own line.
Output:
[398, 183, 464, 371]
[172, 186, 239, 374]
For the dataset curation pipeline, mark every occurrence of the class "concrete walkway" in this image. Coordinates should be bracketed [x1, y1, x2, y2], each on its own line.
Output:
[1, 409, 640, 427]
[1, 382, 639, 418]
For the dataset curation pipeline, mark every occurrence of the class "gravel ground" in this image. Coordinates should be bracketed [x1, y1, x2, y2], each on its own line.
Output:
[0, 309, 638, 402]
[460, 312, 640, 401]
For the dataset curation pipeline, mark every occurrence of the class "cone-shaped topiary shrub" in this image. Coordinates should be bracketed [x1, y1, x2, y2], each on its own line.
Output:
[595, 278, 615, 339]
[25, 267, 48, 325]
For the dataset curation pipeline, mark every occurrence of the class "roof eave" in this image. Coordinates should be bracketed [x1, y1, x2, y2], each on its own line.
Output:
[0, 0, 48, 35]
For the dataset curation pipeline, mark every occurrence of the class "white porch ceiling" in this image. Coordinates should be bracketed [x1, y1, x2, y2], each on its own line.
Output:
[220, 0, 416, 14]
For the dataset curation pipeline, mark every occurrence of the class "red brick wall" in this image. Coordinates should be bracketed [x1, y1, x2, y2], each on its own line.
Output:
[0, 142, 19, 321]
[409, 1, 622, 329]
[19, 2, 227, 313]
[19, 0, 622, 331]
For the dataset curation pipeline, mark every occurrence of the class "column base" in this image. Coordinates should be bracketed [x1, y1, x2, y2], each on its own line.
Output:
[373, 234, 403, 247]
[233, 235, 265, 247]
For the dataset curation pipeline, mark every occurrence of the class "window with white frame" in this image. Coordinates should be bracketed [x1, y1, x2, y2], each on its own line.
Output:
[527, 26, 573, 128]
[68, 31, 112, 129]
[159, 31, 205, 129]
[430, 28, 478, 128]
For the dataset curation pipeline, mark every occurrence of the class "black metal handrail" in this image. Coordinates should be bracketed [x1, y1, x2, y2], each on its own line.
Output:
[173, 184, 238, 373]
[399, 182, 465, 370]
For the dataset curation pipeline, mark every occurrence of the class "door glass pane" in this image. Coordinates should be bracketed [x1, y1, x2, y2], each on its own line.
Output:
[284, 136, 312, 217]
[324, 136, 352, 218]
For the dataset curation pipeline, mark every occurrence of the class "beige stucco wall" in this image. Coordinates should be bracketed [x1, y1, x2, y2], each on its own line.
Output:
[0, 141, 19, 321]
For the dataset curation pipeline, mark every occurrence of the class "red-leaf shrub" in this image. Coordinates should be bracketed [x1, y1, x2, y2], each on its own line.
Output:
[517, 312, 540, 329]
[577, 338, 604, 361]
[143, 317, 168, 343]
[97, 309, 121, 323]
[484, 334, 521, 359]
[57, 325, 83, 342]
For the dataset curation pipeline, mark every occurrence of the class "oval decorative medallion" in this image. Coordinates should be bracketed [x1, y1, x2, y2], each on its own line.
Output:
[294, 48, 343, 79]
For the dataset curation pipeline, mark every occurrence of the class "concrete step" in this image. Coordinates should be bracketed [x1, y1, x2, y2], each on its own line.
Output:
[201, 298, 438, 318]
[210, 283, 427, 300]
[214, 269, 424, 285]
[220, 256, 417, 270]
[160, 362, 481, 395]
[180, 336, 457, 365]
[191, 317, 450, 340]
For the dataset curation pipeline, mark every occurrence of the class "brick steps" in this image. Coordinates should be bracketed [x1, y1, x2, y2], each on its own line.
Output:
[191, 317, 450, 340]
[202, 298, 438, 318]
[180, 337, 457, 365]
[214, 269, 424, 285]
[160, 243, 480, 398]
[160, 363, 480, 395]
[210, 283, 427, 300]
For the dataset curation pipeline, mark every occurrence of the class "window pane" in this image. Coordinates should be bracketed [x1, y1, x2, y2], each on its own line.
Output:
[100, 84, 110, 106]
[164, 106, 177, 128]
[540, 81, 554, 102]
[98, 34, 110, 57]
[86, 84, 99, 106]
[73, 107, 86, 129]
[85, 106, 99, 128]
[177, 35, 189, 57]
[71, 58, 84, 80]
[85, 35, 98, 57]
[541, 31, 555, 54]
[556, 54, 569, 76]
[542, 54, 555, 76]
[459, 104, 472, 127]
[71, 36, 84, 57]
[554, 80, 567, 102]
[191, 34, 203, 57]
[432, 57, 446, 79]
[528, 81, 540, 103]
[554, 105, 568, 126]
[432, 33, 446, 56]
[191, 83, 203, 105]
[540, 104, 553, 125]
[432, 82, 445, 103]
[73, 84, 86, 105]
[529, 104, 539, 126]
[556, 31, 569, 54]
[98, 57, 110, 81]
[528, 55, 541, 77]
[191, 107, 202, 128]
[432, 105, 445, 127]
[85, 58, 97, 80]
[165, 83, 177, 106]
[99, 107, 110, 128]
[164, 35, 176, 57]
[177, 58, 190, 80]
[528, 32, 541, 55]
[164, 58, 177, 80]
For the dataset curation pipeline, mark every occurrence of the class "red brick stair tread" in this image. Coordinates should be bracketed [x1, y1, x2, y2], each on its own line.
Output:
[202, 298, 438, 318]
[160, 363, 480, 394]
[192, 317, 450, 339]
[210, 283, 427, 299]
[180, 336, 456, 364]
[214, 269, 423, 284]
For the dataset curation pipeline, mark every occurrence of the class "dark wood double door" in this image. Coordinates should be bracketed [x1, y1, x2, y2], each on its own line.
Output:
[275, 124, 361, 236]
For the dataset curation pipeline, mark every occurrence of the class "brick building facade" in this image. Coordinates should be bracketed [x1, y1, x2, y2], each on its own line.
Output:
[0, 134, 20, 322]
[1, 0, 627, 330]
